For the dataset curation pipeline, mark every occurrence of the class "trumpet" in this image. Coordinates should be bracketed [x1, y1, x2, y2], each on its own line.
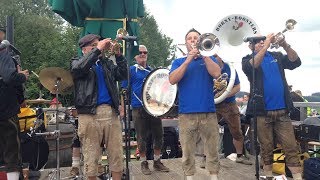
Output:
[271, 19, 297, 49]
[104, 28, 128, 58]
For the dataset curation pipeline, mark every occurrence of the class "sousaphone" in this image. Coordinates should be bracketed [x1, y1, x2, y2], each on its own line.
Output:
[213, 14, 260, 104]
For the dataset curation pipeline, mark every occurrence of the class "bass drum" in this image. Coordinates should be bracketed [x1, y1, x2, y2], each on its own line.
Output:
[20, 133, 49, 171]
[142, 68, 178, 117]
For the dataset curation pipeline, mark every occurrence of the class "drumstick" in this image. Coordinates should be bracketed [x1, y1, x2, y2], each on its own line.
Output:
[31, 71, 39, 78]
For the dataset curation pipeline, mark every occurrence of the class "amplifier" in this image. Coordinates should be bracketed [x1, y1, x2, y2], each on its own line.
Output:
[298, 124, 320, 142]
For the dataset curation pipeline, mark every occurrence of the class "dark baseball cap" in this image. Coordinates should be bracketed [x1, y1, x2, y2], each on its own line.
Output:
[78, 34, 101, 48]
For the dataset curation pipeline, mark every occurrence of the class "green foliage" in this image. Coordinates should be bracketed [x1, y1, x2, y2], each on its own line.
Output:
[0, 0, 81, 106]
[0, 2, 174, 106]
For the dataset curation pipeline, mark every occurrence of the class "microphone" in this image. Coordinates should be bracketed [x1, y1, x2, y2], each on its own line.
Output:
[0, 40, 10, 51]
[0, 40, 21, 55]
[243, 36, 266, 43]
[116, 34, 138, 42]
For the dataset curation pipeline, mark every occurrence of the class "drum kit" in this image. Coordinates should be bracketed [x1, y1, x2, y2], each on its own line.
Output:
[19, 67, 75, 180]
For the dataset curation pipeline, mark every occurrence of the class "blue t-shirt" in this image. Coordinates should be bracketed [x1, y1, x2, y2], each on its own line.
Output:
[121, 65, 152, 108]
[220, 62, 240, 103]
[170, 56, 218, 113]
[94, 61, 112, 105]
[261, 52, 285, 110]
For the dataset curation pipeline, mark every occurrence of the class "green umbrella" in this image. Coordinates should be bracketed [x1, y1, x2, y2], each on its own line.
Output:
[48, 0, 144, 55]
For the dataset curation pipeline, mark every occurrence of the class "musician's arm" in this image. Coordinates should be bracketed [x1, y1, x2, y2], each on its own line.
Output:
[227, 84, 240, 98]
[0, 53, 26, 85]
[203, 56, 221, 78]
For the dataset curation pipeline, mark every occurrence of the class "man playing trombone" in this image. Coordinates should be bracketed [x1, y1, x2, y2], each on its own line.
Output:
[169, 28, 221, 180]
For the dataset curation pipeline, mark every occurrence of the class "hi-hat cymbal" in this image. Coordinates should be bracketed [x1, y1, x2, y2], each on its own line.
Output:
[25, 98, 51, 104]
[39, 67, 73, 94]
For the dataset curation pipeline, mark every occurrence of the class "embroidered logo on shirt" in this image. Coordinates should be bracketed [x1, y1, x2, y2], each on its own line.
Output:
[271, 59, 278, 63]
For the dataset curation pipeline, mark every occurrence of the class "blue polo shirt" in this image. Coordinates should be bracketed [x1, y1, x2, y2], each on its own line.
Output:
[121, 65, 152, 108]
[261, 52, 285, 110]
[94, 60, 112, 105]
[170, 56, 218, 113]
[220, 62, 240, 103]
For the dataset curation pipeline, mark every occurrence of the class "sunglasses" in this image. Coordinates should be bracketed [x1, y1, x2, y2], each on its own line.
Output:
[139, 51, 148, 54]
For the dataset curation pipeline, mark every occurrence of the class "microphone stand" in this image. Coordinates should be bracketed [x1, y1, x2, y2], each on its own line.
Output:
[248, 40, 260, 180]
[122, 39, 136, 180]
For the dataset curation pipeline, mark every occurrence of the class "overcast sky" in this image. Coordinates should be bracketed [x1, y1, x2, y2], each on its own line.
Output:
[143, 0, 320, 96]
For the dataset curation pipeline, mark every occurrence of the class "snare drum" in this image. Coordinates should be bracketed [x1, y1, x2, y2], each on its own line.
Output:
[141, 68, 178, 117]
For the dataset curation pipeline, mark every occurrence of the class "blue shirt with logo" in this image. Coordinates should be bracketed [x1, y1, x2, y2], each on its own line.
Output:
[122, 65, 152, 108]
[170, 56, 218, 113]
[220, 62, 240, 103]
[94, 61, 112, 105]
[261, 52, 285, 110]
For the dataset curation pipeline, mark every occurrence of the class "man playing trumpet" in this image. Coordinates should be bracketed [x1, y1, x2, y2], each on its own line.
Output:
[242, 33, 302, 180]
[169, 28, 221, 180]
[71, 34, 127, 180]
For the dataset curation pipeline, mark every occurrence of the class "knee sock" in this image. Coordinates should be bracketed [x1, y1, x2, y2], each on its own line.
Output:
[210, 174, 218, 180]
[7, 172, 20, 180]
[292, 173, 302, 180]
[72, 157, 80, 167]
[186, 175, 194, 180]
[264, 170, 273, 177]
[140, 156, 146, 162]
[154, 155, 161, 161]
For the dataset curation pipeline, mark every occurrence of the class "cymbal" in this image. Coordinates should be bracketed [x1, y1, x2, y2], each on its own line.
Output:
[39, 67, 73, 94]
[25, 98, 51, 104]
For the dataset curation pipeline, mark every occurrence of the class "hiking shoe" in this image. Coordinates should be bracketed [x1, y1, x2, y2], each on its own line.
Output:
[200, 156, 206, 169]
[141, 161, 152, 175]
[70, 166, 79, 176]
[153, 159, 170, 172]
[236, 155, 253, 165]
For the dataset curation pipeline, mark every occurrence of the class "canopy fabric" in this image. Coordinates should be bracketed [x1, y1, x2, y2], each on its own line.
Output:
[48, 0, 144, 55]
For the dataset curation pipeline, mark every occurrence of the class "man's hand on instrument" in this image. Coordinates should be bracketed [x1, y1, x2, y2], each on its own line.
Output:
[17, 65, 29, 80]
[97, 38, 112, 51]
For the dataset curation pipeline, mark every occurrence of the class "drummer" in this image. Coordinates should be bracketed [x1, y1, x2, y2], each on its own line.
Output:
[120, 45, 170, 175]
[1, 26, 29, 179]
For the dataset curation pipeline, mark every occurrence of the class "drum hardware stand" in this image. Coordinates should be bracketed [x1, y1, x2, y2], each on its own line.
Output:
[33, 77, 63, 180]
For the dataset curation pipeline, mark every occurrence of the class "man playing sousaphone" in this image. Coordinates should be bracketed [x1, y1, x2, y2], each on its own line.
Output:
[169, 28, 221, 180]
[120, 45, 170, 175]
[199, 54, 252, 168]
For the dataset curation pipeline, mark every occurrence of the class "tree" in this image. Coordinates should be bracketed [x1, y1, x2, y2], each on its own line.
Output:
[0, 2, 175, 106]
[0, 0, 81, 105]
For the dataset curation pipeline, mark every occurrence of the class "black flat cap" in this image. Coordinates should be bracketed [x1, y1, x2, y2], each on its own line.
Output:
[0, 27, 6, 33]
[78, 34, 101, 48]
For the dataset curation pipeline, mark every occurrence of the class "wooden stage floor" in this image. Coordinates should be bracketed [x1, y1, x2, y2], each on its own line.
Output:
[40, 156, 293, 180]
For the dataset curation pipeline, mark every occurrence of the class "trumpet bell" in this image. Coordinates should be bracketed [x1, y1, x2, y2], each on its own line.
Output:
[197, 33, 220, 57]
[285, 19, 297, 31]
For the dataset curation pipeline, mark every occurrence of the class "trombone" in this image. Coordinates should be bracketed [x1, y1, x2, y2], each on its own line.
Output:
[177, 33, 220, 57]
